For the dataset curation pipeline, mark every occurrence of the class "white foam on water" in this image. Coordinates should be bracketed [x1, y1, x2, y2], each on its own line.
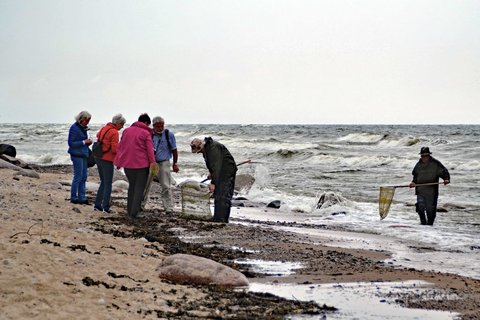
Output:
[234, 258, 303, 276]
[249, 281, 459, 319]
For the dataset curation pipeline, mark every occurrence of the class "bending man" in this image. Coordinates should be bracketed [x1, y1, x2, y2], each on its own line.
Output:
[190, 137, 237, 223]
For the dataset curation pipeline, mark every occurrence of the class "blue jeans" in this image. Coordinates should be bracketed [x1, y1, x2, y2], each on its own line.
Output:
[71, 156, 88, 201]
[94, 158, 114, 211]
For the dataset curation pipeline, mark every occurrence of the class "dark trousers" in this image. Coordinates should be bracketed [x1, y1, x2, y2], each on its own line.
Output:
[94, 158, 114, 211]
[213, 174, 236, 223]
[416, 194, 438, 225]
[124, 167, 149, 218]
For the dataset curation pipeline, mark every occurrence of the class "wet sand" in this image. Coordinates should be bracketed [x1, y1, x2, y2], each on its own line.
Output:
[1, 166, 479, 319]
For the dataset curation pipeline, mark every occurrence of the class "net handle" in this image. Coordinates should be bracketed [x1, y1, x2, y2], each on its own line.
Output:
[389, 182, 443, 188]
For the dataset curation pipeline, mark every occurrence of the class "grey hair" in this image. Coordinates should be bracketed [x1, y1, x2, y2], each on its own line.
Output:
[112, 113, 126, 125]
[75, 111, 92, 123]
[190, 138, 204, 152]
[152, 116, 165, 125]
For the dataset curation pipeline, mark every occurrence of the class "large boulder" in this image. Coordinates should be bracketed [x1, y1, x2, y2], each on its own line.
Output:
[0, 158, 21, 170]
[234, 174, 255, 192]
[156, 254, 249, 287]
[14, 169, 40, 179]
[0, 144, 16, 157]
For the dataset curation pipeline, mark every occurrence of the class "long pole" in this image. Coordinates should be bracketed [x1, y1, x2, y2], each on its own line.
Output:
[200, 159, 252, 183]
[391, 182, 443, 188]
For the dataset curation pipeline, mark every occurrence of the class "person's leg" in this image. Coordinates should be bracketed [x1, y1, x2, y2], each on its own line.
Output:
[70, 156, 83, 202]
[158, 161, 173, 212]
[415, 195, 427, 225]
[101, 160, 114, 212]
[94, 158, 106, 210]
[213, 175, 235, 223]
[124, 168, 137, 217]
[425, 195, 438, 226]
[78, 158, 88, 202]
[130, 168, 149, 218]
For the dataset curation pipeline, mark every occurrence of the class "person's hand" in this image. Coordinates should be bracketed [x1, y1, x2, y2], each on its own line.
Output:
[208, 183, 215, 193]
[172, 163, 179, 173]
[84, 138, 93, 146]
[409, 182, 415, 188]
[150, 163, 159, 176]
[443, 179, 450, 185]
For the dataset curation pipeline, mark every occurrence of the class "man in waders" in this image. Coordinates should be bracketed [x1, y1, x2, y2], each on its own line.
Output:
[190, 137, 237, 223]
[409, 147, 450, 225]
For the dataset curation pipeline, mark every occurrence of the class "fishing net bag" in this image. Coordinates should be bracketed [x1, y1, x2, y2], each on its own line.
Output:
[180, 180, 212, 220]
[379, 186, 395, 220]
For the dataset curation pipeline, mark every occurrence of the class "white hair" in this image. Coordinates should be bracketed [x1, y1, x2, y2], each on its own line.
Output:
[75, 111, 91, 123]
[112, 113, 126, 125]
[152, 116, 165, 125]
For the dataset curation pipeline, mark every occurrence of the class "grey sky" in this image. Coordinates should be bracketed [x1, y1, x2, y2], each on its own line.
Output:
[1, 0, 479, 124]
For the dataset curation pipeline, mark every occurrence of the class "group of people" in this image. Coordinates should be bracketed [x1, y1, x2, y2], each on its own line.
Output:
[68, 111, 450, 226]
[67, 111, 237, 223]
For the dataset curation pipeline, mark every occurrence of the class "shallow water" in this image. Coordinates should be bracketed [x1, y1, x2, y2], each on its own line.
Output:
[249, 281, 459, 319]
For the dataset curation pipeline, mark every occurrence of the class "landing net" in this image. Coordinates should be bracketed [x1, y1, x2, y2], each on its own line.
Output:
[379, 186, 395, 220]
[180, 181, 212, 219]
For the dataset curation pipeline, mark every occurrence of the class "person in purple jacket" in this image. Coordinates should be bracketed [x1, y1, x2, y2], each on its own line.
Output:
[115, 113, 158, 219]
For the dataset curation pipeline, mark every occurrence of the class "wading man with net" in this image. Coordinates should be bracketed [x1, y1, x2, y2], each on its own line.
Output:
[409, 147, 450, 225]
[190, 137, 237, 223]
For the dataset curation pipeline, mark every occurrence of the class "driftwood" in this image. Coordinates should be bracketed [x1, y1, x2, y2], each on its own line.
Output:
[10, 221, 44, 239]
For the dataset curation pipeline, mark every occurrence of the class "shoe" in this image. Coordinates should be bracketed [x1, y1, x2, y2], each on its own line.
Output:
[93, 206, 103, 212]
[70, 199, 79, 204]
[79, 200, 90, 205]
[103, 208, 111, 214]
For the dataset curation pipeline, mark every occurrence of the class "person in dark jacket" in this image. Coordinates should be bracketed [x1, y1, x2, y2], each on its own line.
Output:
[190, 137, 237, 223]
[409, 147, 450, 225]
[68, 111, 93, 204]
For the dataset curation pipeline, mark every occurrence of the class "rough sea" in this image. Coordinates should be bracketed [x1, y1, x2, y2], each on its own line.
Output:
[1, 123, 479, 282]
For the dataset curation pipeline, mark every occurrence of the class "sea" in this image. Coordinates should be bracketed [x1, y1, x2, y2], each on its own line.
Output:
[0, 123, 480, 319]
[1, 123, 479, 282]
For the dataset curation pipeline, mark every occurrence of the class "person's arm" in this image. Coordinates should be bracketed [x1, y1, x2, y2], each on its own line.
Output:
[110, 130, 119, 155]
[145, 134, 156, 165]
[172, 149, 179, 173]
[170, 131, 179, 172]
[438, 161, 450, 185]
[206, 145, 223, 185]
[68, 125, 86, 148]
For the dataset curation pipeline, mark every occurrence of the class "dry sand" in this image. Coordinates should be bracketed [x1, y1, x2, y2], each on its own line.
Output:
[0, 166, 479, 319]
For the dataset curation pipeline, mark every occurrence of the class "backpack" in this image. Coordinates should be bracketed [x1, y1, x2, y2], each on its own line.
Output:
[92, 127, 113, 158]
[164, 129, 173, 151]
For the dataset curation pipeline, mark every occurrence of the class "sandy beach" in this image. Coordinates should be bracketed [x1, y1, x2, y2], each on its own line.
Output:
[1, 165, 479, 319]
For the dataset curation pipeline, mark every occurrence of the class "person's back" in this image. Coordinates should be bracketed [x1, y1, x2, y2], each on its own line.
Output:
[203, 137, 237, 184]
[115, 121, 154, 169]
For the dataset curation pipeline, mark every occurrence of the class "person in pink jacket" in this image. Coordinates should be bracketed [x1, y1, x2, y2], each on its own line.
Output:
[114, 113, 158, 219]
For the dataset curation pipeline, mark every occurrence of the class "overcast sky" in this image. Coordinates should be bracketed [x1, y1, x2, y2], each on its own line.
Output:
[0, 0, 479, 124]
